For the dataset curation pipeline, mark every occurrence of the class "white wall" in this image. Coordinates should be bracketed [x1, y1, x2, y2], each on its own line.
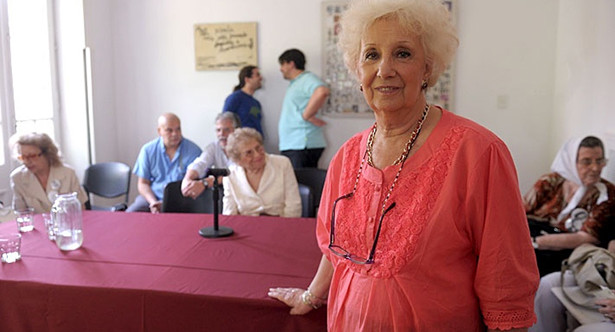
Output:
[54, 0, 88, 175]
[455, 0, 559, 191]
[78, 0, 614, 201]
[553, 0, 615, 182]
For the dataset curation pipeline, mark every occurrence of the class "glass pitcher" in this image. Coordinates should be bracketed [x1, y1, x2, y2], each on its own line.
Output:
[51, 192, 83, 251]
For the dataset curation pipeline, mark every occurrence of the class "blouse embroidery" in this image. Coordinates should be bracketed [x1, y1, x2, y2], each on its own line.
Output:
[334, 126, 466, 278]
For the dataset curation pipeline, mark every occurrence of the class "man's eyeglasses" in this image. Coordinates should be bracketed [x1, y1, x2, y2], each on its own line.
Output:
[577, 158, 608, 167]
[328, 192, 396, 264]
[17, 152, 43, 162]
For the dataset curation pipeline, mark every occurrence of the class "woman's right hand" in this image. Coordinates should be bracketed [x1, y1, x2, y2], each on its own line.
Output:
[268, 287, 313, 315]
[596, 297, 615, 321]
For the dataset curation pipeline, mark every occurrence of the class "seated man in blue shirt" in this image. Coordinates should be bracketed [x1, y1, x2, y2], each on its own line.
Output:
[127, 113, 202, 213]
[181, 112, 238, 200]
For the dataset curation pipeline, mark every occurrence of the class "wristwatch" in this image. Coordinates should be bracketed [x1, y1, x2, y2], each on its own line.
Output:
[201, 179, 208, 188]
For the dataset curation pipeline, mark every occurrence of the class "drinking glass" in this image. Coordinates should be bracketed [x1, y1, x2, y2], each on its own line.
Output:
[15, 208, 35, 232]
[0, 233, 22, 263]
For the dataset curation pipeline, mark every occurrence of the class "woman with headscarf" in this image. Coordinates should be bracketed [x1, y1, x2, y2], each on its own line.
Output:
[525, 136, 615, 276]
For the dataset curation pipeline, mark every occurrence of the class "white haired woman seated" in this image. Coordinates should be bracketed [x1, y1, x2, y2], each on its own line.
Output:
[222, 128, 302, 217]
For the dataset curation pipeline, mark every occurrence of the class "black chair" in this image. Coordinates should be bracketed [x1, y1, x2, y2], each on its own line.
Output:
[161, 180, 222, 213]
[83, 162, 131, 211]
[294, 168, 327, 217]
[298, 183, 315, 218]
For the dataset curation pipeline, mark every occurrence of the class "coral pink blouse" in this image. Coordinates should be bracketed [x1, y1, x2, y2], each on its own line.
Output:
[316, 110, 539, 331]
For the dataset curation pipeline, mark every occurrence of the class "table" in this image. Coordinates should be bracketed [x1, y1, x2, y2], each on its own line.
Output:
[0, 211, 326, 332]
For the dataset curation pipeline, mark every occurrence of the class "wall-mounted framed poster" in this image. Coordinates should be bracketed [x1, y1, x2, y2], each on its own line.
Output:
[194, 22, 258, 71]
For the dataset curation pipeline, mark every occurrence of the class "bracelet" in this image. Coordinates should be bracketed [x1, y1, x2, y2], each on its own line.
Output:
[532, 237, 539, 249]
[301, 290, 326, 310]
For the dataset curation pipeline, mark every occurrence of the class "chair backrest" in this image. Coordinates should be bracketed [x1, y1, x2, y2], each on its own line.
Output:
[161, 180, 223, 214]
[298, 183, 315, 218]
[294, 168, 327, 215]
[83, 162, 131, 211]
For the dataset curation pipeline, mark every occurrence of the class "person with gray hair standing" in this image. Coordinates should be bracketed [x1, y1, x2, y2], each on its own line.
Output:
[269, 0, 538, 330]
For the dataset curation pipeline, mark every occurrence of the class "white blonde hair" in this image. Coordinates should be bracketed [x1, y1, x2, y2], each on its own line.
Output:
[225, 127, 264, 162]
[338, 0, 459, 87]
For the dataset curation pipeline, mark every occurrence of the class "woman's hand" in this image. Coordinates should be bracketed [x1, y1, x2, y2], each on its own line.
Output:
[268, 287, 313, 315]
[596, 298, 615, 321]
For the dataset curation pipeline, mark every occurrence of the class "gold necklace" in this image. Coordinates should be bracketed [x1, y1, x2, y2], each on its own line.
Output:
[349, 103, 430, 217]
[366, 103, 431, 167]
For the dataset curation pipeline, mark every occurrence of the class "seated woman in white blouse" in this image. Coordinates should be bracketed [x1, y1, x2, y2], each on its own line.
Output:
[222, 128, 301, 217]
[9, 132, 87, 213]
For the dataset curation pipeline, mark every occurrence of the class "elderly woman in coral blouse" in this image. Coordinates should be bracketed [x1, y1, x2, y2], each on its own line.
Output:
[268, 0, 538, 331]
[222, 128, 301, 217]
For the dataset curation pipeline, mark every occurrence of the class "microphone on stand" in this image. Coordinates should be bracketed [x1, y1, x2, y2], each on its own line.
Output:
[206, 168, 230, 177]
[199, 168, 234, 238]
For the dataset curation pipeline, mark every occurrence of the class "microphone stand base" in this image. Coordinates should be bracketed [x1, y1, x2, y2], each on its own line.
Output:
[199, 226, 234, 238]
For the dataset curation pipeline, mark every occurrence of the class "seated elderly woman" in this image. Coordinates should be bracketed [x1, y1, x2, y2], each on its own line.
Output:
[222, 128, 301, 217]
[10, 132, 87, 213]
[525, 136, 615, 276]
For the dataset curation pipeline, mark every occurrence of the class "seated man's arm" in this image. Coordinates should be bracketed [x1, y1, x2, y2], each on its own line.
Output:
[535, 230, 598, 250]
[137, 177, 161, 213]
[181, 149, 217, 198]
[181, 167, 213, 199]
[182, 169, 203, 194]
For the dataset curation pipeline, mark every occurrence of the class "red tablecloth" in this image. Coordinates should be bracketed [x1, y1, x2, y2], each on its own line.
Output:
[0, 211, 326, 332]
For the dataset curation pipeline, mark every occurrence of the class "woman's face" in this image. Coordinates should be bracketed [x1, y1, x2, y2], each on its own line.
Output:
[576, 146, 606, 186]
[357, 18, 430, 115]
[236, 138, 266, 172]
[18, 144, 49, 173]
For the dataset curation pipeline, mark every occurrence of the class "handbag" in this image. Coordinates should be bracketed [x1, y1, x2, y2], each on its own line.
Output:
[527, 216, 562, 238]
[560, 243, 615, 309]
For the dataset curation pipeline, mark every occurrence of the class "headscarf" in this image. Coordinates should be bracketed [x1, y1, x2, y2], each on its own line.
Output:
[550, 137, 608, 221]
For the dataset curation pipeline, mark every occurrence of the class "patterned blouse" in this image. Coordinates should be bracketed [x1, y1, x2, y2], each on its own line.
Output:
[524, 172, 615, 244]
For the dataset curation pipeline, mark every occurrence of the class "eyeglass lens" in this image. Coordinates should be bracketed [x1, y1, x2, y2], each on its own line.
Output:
[577, 158, 607, 166]
[329, 193, 396, 265]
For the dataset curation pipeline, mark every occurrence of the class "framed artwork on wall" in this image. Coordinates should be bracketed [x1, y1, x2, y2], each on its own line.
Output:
[194, 22, 258, 71]
[320, 0, 457, 117]
[321, 1, 370, 117]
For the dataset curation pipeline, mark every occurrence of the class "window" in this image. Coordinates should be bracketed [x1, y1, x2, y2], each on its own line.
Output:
[7, 0, 57, 137]
[1, 0, 57, 166]
[0, 0, 58, 202]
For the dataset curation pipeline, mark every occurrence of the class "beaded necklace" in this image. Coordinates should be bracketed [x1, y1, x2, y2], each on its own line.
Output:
[349, 103, 431, 217]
